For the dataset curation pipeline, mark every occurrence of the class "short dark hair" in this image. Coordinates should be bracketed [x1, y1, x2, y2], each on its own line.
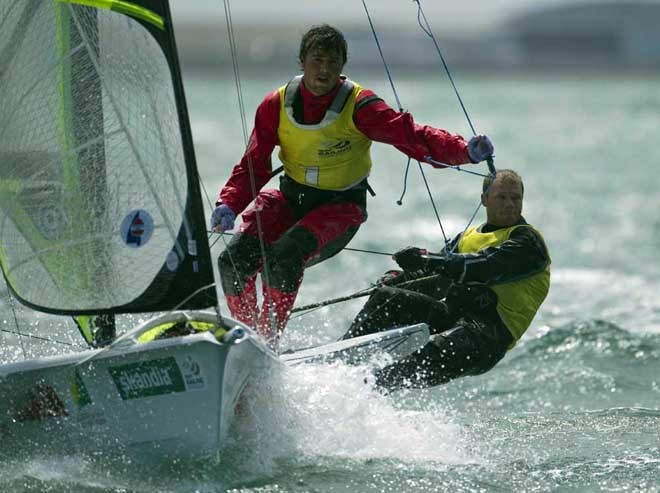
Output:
[482, 169, 524, 195]
[299, 24, 347, 65]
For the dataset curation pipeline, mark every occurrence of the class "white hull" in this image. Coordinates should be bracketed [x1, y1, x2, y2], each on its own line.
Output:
[0, 312, 429, 462]
[0, 311, 279, 461]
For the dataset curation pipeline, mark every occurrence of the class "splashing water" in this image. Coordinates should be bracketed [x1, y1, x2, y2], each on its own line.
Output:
[226, 358, 479, 479]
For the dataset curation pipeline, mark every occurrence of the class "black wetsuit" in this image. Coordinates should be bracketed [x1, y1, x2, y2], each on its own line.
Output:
[342, 218, 550, 391]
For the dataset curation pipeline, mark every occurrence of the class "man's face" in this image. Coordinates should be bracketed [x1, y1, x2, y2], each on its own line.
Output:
[482, 179, 523, 227]
[301, 47, 344, 96]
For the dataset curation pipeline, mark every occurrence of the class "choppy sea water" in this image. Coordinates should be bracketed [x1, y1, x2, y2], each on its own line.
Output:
[1, 70, 659, 492]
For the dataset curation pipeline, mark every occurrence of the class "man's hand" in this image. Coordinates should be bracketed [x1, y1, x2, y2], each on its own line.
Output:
[393, 246, 428, 272]
[210, 204, 235, 233]
[376, 269, 404, 286]
[426, 253, 465, 281]
[467, 134, 494, 163]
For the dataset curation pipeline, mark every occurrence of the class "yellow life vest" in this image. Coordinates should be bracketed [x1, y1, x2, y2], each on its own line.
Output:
[277, 76, 372, 190]
[457, 224, 551, 344]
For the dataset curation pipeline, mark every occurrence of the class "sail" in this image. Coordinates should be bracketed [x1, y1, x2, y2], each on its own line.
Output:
[0, 1, 216, 315]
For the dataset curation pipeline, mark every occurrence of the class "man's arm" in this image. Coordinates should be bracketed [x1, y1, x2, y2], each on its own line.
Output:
[217, 90, 280, 215]
[353, 90, 470, 166]
[453, 227, 550, 286]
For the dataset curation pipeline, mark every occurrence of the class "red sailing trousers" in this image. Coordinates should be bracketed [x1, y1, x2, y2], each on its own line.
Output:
[219, 184, 366, 341]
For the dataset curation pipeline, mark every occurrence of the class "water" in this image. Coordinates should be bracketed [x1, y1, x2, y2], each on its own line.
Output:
[2, 71, 660, 491]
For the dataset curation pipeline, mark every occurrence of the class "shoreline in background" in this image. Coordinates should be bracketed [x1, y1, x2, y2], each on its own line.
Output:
[173, 2, 660, 74]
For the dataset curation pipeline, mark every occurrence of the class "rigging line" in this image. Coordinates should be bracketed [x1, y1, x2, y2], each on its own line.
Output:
[361, 0, 403, 112]
[411, 0, 498, 247]
[447, 175, 495, 254]
[171, 282, 217, 312]
[223, 0, 249, 144]
[6, 292, 27, 358]
[361, 0, 415, 205]
[360, 0, 447, 243]
[289, 286, 374, 318]
[290, 272, 444, 316]
[209, 230, 394, 256]
[342, 246, 391, 256]
[222, 0, 274, 332]
[414, 0, 477, 136]
[416, 160, 449, 245]
[423, 157, 491, 178]
[0, 327, 83, 348]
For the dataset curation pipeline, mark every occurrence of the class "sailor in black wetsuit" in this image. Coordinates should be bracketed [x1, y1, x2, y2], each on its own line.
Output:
[342, 169, 551, 391]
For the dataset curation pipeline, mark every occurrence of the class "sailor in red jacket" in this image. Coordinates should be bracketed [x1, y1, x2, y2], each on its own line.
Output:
[212, 24, 494, 342]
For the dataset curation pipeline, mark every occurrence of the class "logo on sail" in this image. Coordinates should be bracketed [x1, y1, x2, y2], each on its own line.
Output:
[120, 209, 154, 248]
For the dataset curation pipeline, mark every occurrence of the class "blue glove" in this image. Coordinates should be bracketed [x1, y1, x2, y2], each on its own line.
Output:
[210, 204, 235, 232]
[467, 134, 494, 163]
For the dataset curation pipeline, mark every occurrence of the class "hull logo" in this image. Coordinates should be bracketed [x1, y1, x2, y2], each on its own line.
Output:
[109, 357, 185, 400]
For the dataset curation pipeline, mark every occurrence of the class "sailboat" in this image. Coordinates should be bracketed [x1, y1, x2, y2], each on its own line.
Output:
[0, 1, 429, 460]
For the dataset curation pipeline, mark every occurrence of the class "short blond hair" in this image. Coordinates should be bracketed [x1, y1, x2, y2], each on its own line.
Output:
[482, 169, 524, 195]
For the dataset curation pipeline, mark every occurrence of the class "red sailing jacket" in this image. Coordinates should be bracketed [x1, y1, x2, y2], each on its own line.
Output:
[218, 78, 470, 215]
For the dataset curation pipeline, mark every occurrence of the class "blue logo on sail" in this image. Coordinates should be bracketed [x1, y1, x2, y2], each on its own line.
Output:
[121, 210, 154, 248]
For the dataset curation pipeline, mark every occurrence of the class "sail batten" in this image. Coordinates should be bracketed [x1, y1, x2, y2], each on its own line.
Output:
[0, 1, 216, 316]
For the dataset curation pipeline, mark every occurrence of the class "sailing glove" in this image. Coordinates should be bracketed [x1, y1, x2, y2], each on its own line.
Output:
[394, 247, 466, 280]
[393, 246, 428, 272]
[467, 134, 494, 163]
[425, 253, 466, 281]
[210, 204, 235, 232]
[377, 269, 404, 286]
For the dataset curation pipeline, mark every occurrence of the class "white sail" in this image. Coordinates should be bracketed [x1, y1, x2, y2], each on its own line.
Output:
[0, 1, 215, 314]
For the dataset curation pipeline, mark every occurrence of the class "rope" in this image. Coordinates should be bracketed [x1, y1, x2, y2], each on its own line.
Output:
[416, 160, 449, 245]
[208, 230, 393, 257]
[423, 157, 491, 178]
[361, 0, 404, 112]
[221, 0, 276, 333]
[414, 0, 477, 136]
[410, 0, 497, 251]
[362, 0, 453, 242]
[361, 0, 421, 207]
[3, 282, 86, 350]
[0, 327, 83, 349]
[290, 272, 443, 316]
[6, 292, 27, 357]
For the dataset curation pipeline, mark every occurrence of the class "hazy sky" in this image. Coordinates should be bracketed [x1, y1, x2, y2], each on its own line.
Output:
[171, 0, 645, 33]
[172, 0, 565, 32]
